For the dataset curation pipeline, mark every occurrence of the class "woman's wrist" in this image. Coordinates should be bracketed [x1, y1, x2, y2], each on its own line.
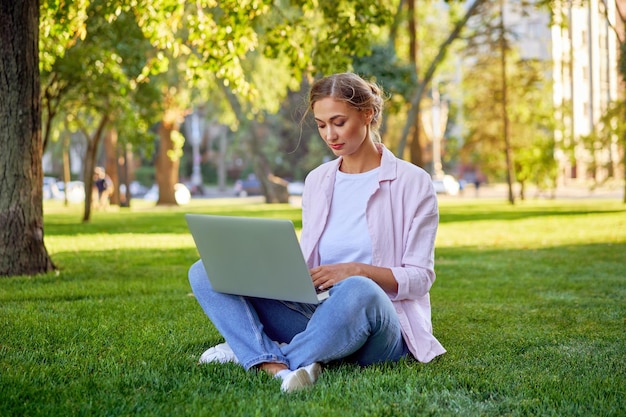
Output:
[353, 262, 368, 278]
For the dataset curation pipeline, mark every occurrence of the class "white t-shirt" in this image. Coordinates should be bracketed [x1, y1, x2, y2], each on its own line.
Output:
[318, 167, 380, 265]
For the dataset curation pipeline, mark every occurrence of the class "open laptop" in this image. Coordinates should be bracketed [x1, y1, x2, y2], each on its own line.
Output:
[185, 214, 330, 304]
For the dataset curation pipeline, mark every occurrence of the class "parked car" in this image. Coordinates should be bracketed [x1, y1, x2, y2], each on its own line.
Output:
[432, 175, 460, 196]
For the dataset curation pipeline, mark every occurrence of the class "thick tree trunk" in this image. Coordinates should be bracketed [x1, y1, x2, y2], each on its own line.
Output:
[0, 0, 56, 276]
[155, 120, 180, 206]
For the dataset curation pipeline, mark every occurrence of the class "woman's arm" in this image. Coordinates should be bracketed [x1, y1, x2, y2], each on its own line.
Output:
[310, 262, 398, 293]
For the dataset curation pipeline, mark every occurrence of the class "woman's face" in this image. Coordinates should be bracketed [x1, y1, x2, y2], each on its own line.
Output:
[313, 97, 372, 158]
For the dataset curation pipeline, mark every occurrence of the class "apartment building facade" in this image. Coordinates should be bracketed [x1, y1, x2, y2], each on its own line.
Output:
[506, 0, 624, 184]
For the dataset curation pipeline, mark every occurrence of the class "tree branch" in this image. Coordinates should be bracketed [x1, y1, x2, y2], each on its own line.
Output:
[396, 0, 488, 157]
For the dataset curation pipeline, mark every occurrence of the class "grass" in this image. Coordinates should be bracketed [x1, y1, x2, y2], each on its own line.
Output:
[1, 197, 624, 416]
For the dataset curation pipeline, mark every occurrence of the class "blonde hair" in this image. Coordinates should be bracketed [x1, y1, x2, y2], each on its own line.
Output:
[308, 73, 385, 142]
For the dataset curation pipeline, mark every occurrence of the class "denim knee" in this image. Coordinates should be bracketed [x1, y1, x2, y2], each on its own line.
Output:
[188, 260, 207, 291]
[334, 276, 388, 309]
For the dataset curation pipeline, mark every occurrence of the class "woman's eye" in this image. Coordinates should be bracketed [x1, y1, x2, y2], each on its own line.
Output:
[335, 122, 345, 127]
[317, 125, 325, 129]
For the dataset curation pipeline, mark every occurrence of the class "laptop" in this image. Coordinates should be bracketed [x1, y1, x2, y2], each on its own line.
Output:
[185, 214, 330, 304]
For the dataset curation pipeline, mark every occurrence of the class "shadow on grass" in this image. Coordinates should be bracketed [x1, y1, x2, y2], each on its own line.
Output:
[433, 242, 626, 301]
[2, 240, 624, 416]
[44, 200, 625, 236]
[6, 237, 622, 306]
[438, 200, 625, 224]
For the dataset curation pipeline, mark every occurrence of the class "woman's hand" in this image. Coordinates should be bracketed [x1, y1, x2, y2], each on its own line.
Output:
[310, 263, 358, 291]
[310, 263, 399, 294]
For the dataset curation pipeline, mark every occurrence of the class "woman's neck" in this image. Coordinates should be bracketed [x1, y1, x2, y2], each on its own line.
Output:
[339, 142, 381, 174]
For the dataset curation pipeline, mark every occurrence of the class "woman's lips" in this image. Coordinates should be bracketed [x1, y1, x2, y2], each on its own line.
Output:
[329, 143, 343, 150]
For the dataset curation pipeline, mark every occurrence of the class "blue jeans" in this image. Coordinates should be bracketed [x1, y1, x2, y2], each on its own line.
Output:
[188, 260, 409, 371]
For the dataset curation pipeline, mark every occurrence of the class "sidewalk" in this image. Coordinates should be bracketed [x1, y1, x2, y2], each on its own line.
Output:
[453, 181, 625, 200]
[194, 182, 625, 202]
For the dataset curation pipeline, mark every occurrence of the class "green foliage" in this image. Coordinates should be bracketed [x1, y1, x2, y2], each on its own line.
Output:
[262, 0, 394, 76]
[1, 199, 624, 416]
[43, 1, 164, 150]
[597, 100, 626, 148]
[352, 44, 417, 109]
[39, 0, 90, 72]
[577, 99, 625, 184]
[134, 166, 156, 187]
[461, 49, 557, 187]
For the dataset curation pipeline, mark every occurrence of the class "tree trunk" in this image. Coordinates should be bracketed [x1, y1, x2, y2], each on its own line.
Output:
[409, 115, 425, 167]
[104, 129, 119, 205]
[407, 0, 425, 168]
[623, 108, 626, 204]
[118, 143, 131, 207]
[499, 0, 515, 205]
[62, 132, 71, 206]
[81, 115, 109, 222]
[155, 120, 180, 206]
[250, 121, 289, 204]
[0, 0, 56, 276]
[219, 84, 288, 203]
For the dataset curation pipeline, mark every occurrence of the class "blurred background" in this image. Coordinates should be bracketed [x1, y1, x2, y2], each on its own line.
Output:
[36, 0, 625, 213]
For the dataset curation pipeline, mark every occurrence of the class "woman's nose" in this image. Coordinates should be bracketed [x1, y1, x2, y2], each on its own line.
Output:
[325, 125, 336, 141]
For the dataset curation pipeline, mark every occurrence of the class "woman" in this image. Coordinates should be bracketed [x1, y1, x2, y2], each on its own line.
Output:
[188, 72, 445, 392]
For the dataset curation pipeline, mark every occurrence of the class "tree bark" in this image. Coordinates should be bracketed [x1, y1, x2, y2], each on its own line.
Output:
[80, 114, 109, 222]
[499, 0, 515, 205]
[104, 129, 119, 205]
[0, 0, 56, 276]
[155, 118, 180, 206]
[407, 0, 424, 167]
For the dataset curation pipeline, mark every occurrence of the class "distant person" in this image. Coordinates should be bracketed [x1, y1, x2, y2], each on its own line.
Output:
[188, 72, 446, 392]
[93, 167, 112, 210]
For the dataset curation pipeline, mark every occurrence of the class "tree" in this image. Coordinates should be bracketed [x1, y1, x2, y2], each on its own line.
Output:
[180, 0, 395, 204]
[460, 47, 557, 196]
[1, 0, 397, 275]
[40, 0, 89, 152]
[0, 0, 56, 276]
[54, 3, 163, 220]
[498, 0, 515, 204]
[395, 0, 489, 161]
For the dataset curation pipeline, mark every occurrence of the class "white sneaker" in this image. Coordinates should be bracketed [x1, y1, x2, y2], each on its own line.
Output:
[198, 342, 238, 364]
[280, 363, 322, 393]
[304, 362, 322, 382]
[280, 368, 312, 392]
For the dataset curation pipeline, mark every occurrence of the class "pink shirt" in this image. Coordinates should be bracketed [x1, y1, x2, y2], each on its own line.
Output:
[300, 144, 446, 363]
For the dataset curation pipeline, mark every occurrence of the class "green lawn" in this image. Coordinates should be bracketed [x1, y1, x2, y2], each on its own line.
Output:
[1, 197, 624, 416]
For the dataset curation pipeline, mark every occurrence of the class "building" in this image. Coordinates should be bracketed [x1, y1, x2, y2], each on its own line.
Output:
[508, 0, 623, 184]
